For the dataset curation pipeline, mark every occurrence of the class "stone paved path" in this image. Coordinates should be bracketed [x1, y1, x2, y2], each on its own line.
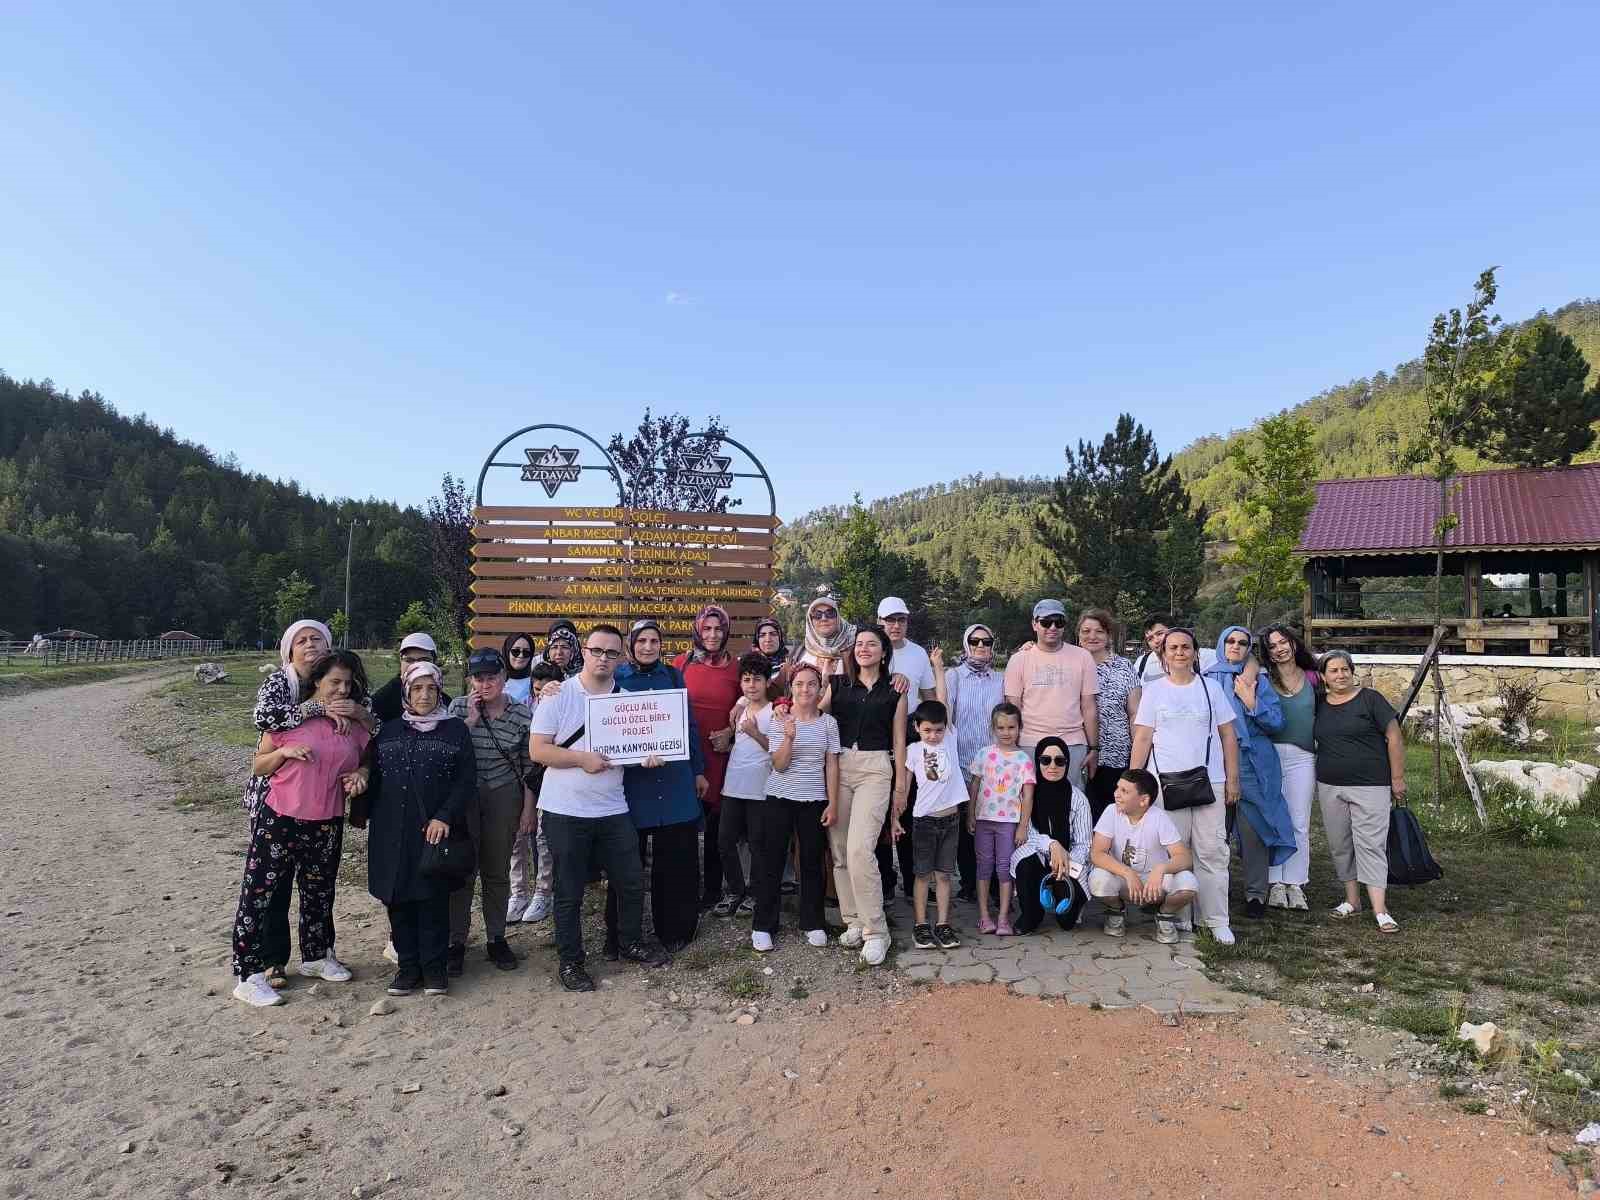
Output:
[885, 893, 1245, 1013]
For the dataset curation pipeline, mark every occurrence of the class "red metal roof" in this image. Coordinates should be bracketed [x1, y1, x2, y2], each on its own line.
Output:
[1297, 463, 1600, 555]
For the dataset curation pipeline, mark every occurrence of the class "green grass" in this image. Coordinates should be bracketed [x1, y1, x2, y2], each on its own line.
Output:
[720, 966, 767, 999]
[1199, 714, 1600, 1132]
[0, 653, 253, 696]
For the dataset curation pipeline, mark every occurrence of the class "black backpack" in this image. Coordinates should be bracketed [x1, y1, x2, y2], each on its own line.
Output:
[1387, 802, 1443, 886]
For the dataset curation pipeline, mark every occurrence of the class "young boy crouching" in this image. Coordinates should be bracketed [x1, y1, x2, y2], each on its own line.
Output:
[1087, 768, 1198, 945]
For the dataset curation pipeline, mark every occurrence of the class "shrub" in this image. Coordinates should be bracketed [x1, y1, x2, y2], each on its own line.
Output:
[1493, 674, 1543, 740]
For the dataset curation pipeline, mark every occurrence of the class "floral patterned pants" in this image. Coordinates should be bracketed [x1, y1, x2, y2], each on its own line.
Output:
[231, 804, 344, 978]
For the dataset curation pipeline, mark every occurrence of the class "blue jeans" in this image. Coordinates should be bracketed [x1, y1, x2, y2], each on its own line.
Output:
[543, 811, 643, 965]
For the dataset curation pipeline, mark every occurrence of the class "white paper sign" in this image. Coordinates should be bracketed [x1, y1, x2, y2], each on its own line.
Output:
[586, 688, 691, 766]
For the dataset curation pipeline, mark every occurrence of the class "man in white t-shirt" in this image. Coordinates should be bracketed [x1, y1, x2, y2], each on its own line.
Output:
[1088, 769, 1199, 944]
[877, 596, 939, 901]
[530, 624, 667, 992]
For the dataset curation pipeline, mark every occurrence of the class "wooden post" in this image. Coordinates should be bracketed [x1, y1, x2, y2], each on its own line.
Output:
[1302, 559, 1316, 632]
[1395, 625, 1446, 724]
[1433, 660, 1488, 827]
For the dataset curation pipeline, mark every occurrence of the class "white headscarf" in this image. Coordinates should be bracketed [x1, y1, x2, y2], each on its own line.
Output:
[799, 595, 854, 669]
[279, 619, 333, 704]
[959, 623, 996, 675]
[401, 661, 449, 732]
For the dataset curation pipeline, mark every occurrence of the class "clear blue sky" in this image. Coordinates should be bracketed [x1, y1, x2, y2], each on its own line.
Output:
[4, 3, 1597, 520]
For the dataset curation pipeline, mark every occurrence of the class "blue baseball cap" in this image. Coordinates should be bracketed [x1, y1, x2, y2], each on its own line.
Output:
[467, 648, 505, 676]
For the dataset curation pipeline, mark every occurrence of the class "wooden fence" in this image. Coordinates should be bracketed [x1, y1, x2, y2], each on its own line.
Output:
[1, 639, 226, 667]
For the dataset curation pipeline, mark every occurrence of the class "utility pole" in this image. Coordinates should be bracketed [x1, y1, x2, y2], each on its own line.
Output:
[340, 518, 369, 648]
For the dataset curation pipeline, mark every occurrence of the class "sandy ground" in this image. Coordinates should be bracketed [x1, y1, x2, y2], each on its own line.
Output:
[0, 672, 1582, 1199]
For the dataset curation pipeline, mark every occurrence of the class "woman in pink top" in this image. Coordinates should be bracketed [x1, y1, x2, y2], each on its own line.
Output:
[231, 651, 373, 1008]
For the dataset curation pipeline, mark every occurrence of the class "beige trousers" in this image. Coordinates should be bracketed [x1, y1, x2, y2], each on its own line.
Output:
[828, 749, 894, 940]
[1317, 782, 1391, 889]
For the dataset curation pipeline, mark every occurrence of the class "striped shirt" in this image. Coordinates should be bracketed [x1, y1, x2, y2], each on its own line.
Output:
[763, 711, 840, 803]
[446, 696, 532, 791]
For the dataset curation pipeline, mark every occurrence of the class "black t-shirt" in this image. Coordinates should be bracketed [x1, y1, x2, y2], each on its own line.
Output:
[1313, 688, 1398, 787]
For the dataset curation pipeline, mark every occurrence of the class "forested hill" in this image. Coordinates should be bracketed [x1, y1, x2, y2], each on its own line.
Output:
[1173, 298, 1600, 535]
[0, 373, 432, 643]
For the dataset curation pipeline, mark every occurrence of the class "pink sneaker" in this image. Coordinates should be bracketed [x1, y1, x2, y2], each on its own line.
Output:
[978, 915, 998, 935]
[996, 918, 1014, 937]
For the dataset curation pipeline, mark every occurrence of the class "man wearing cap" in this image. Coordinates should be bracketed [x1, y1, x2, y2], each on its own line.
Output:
[530, 624, 669, 992]
[876, 597, 940, 900]
[372, 632, 454, 723]
[443, 648, 534, 976]
[1003, 599, 1100, 786]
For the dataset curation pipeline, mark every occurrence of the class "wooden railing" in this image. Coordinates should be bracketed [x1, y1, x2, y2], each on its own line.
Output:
[0, 639, 226, 667]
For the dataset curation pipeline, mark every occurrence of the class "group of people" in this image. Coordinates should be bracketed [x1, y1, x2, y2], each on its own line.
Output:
[228, 594, 1410, 1007]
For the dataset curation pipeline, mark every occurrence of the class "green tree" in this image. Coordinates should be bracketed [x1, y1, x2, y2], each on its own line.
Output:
[1034, 414, 1191, 615]
[272, 571, 316, 632]
[606, 409, 737, 512]
[1155, 504, 1209, 619]
[394, 599, 431, 640]
[1223, 413, 1318, 628]
[1467, 320, 1599, 466]
[832, 493, 884, 626]
[329, 608, 350, 645]
[425, 474, 474, 662]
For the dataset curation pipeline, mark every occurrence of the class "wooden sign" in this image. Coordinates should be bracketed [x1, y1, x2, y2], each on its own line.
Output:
[467, 503, 778, 653]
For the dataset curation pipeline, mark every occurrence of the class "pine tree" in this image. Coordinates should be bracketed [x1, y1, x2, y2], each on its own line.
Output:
[1467, 321, 1599, 466]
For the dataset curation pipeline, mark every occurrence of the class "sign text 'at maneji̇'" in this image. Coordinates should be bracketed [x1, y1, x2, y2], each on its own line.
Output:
[468, 505, 777, 655]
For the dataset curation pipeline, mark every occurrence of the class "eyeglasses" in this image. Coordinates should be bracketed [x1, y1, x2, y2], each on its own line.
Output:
[882, 614, 908, 622]
[508, 648, 532, 658]
[1038, 754, 1067, 766]
[1224, 637, 1250, 647]
[967, 636, 994, 647]
[1037, 616, 1066, 628]
[811, 608, 837, 619]
[584, 646, 624, 661]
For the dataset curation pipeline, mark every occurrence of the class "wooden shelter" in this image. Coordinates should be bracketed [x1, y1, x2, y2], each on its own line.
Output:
[1296, 465, 1600, 656]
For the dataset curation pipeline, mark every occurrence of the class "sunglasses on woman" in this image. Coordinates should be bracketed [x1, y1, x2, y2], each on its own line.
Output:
[812, 608, 837, 619]
[508, 648, 532, 658]
[967, 636, 994, 647]
[1039, 754, 1068, 766]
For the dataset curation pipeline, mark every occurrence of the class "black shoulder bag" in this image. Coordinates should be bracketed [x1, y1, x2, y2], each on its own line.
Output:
[1151, 677, 1216, 811]
[516, 722, 587, 796]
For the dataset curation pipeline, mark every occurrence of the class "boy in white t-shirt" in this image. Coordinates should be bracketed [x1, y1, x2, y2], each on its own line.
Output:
[898, 700, 964, 951]
[1088, 768, 1199, 945]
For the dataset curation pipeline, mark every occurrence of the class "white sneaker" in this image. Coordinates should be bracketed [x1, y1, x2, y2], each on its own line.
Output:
[1211, 925, 1236, 946]
[506, 895, 529, 923]
[382, 940, 400, 965]
[751, 931, 774, 952]
[1287, 884, 1309, 911]
[298, 956, 352, 982]
[523, 893, 552, 923]
[859, 936, 889, 966]
[1266, 882, 1289, 909]
[805, 929, 827, 948]
[1104, 912, 1126, 938]
[1154, 917, 1178, 945]
[233, 972, 285, 1007]
[838, 926, 865, 948]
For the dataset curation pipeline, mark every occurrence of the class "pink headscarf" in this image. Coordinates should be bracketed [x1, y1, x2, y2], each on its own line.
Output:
[401, 661, 448, 732]
[688, 604, 733, 665]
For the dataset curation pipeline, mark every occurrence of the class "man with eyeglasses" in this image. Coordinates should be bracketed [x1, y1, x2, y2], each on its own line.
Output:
[944, 623, 1006, 901]
[1003, 599, 1099, 786]
[529, 624, 669, 991]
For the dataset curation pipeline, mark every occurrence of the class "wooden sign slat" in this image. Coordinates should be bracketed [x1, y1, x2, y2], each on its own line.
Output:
[470, 598, 771, 618]
[468, 561, 774, 582]
[472, 524, 776, 548]
[469, 616, 764, 636]
[470, 580, 770, 601]
[475, 505, 779, 529]
[471, 542, 773, 565]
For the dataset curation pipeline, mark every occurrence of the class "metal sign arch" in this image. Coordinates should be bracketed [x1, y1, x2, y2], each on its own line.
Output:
[474, 423, 626, 508]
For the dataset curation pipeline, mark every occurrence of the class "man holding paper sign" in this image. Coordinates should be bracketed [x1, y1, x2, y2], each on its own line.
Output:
[604, 620, 709, 954]
[530, 624, 669, 993]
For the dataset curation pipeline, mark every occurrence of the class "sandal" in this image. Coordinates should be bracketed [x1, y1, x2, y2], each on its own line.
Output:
[264, 965, 289, 989]
[735, 894, 755, 916]
[1375, 912, 1400, 934]
[1329, 902, 1359, 920]
[711, 893, 737, 917]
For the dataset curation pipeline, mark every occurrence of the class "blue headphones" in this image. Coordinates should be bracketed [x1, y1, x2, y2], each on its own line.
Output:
[1039, 876, 1076, 916]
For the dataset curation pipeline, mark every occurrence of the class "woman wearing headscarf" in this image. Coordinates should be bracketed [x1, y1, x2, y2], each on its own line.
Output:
[1202, 626, 1298, 921]
[674, 604, 742, 908]
[609, 620, 709, 952]
[366, 661, 476, 996]
[1010, 737, 1093, 934]
[752, 617, 788, 689]
[943, 622, 1006, 901]
[540, 620, 582, 678]
[789, 595, 854, 680]
[241, 619, 374, 990]
[502, 631, 537, 705]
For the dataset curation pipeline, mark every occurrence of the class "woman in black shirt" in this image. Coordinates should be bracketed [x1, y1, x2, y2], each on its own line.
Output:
[1313, 650, 1405, 934]
[823, 625, 907, 967]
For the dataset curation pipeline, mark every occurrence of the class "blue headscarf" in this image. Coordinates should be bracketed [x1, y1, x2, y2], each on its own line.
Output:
[1206, 625, 1252, 678]
[1203, 624, 1296, 868]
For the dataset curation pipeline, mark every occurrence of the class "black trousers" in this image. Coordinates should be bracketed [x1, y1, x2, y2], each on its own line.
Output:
[874, 777, 917, 898]
[1085, 764, 1123, 825]
[702, 807, 724, 902]
[747, 797, 827, 935]
[1013, 855, 1087, 934]
[387, 897, 450, 975]
[606, 819, 701, 947]
[717, 794, 750, 897]
[957, 802, 977, 894]
[545, 811, 642, 966]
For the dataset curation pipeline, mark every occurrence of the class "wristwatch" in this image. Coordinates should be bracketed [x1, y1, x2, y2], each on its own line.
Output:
[1086, 743, 1099, 752]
